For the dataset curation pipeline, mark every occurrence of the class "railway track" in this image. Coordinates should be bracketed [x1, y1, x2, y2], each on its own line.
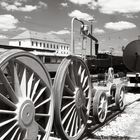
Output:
[49, 95, 140, 140]
[81, 96, 140, 140]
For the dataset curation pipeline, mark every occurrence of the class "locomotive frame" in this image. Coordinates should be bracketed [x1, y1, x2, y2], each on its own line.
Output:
[0, 18, 127, 140]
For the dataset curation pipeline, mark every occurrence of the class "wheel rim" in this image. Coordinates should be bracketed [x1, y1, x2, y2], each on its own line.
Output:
[118, 87, 125, 109]
[98, 93, 108, 123]
[54, 56, 92, 140]
[0, 50, 54, 140]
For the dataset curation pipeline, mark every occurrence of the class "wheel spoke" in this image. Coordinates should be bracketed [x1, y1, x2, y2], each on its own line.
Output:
[77, 109, 82, 129]
[74, 115, 78, 134]
[98, 101, 103, 109]
[64, 86, 75, 96]
[31, 80, 40, 100]
[17, 131, 21, 140]
[11, 127, 20, 140]
[99, 111, 104, 119]
[0, 109, 16, 114]
[61, 100, 75, 112]
[20, 68, 27, 98]
[84, 85, 89, 93]
[98, 109, 102, 116]
[27, 73, 34, 98]
[0, 122, 18, 139]
[33, 87, 46, 104]
[0, 68, 18, 103]
[70, 112, 76, 136]
[35, 98, 51, 109]
[77, 65, 82, 87]
[13, 64, 22, 98]
[0, 93, 16, 109]
[0, 117, 16, 127]
[62, 96, 75, 99]
[78, 65, 82, 75]
[35, 113, 50, 117]
[82, 76, 88, 88]
[64, 108, 76, 132]
[81, 69, 85, 83]
[38, 123, 46, 134]
[62, 104, 75, 125]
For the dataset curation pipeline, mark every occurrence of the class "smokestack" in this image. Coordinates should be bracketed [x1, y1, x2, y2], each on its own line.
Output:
[95, 43, 99, 55]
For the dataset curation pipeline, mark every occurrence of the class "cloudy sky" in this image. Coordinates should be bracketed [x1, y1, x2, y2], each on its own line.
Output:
[0, 0, 140, 55]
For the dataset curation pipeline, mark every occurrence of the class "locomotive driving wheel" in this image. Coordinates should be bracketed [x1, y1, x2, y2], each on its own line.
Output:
[92, 90, 108, 123]
[53, 55, 92, 140]
[0, 50, 54, 140]
[115, 84, 125, 111]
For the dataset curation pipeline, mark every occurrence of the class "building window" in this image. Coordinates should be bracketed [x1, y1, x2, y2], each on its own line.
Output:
[36, 42, 38, 46]
[43, 43, 45, 48]
[50, 44, 52, 48]
[57, 45, 59, 49]
[40, 42, 42, 47]
[53, 44, 55, 49]
[47, 43, 49, 48]
[31, 41, 34, 46]
[19, 41, 21, 46]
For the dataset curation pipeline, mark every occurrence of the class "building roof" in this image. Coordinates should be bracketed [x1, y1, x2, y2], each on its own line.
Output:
[10, 30, 68, 44]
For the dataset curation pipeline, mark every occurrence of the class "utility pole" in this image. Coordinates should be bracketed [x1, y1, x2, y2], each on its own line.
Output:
[88, 19, 94, 56]
[90, 21, 93, 56]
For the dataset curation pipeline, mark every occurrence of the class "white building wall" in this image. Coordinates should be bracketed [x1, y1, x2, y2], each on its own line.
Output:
[9, 40, 20, 46]
[9, 39, 32, 47]
[9, 39, 70, 55]
[21, 40, 31, 47]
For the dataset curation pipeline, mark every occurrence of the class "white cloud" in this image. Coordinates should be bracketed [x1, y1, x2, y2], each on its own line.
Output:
[60, 3, 68, 7]
[104, 21, 136, 31]
[68, 0, 92, 5]
[0, 1, 47, 12]
[93, 28, 105, 34]
[0, 34, 8, 39]
[38, 1, 47, 8]
[69, 10, 94, 21]
[19, 5, 37, 12]
[47, 30, 70, 35]
[0, 15, 18, 31]
[97, 0, 140, 14]
[68, 0, 140, 14]
[14, 1, 22, 6]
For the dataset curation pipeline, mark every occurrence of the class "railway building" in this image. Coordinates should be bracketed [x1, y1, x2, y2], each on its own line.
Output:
[9, 30, 70, 72]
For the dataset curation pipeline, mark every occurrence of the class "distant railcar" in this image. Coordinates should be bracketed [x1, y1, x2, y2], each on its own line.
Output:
[86, 53, 128, 75]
